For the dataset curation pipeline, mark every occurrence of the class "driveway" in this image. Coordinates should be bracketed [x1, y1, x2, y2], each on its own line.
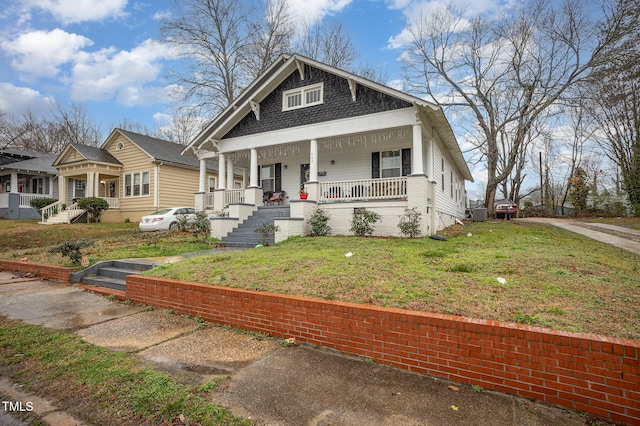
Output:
[518, 217, 640, 255]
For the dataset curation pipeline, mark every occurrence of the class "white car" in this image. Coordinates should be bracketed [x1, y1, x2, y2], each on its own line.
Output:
[139, 207, 197, 231]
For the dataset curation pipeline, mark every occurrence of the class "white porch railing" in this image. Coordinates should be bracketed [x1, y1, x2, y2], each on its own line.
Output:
[0, 193, 8, 208]
[103, 197, 120, 209]
[225, 189, 245, 206]
[318, 177, 407, 204]
[20, 193, 51, 207]
[205, 192, 215, 209]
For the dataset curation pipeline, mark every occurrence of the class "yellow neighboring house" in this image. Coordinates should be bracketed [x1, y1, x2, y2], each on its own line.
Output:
[47, 128, 223, 224]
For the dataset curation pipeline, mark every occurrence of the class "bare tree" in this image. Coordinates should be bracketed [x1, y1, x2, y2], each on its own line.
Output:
[399, 0, 623, 215]
[584, 0, 640, 214]
[161, 0, 250, 115]
[296, 20, 358, 69]
[244, 0, 295, 79]
[0, 111, 32, 150]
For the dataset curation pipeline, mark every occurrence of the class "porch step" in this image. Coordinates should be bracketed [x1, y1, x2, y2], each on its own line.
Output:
[74, 260, 155, 292]
[39, 209, 86, 225]
[221, 206, 290, 248]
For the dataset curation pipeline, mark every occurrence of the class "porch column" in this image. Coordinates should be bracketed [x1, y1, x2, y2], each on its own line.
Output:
[425, 126, 434, 181]
[242, 168, 247, 188]
[412, 123, 424, 175]
[309, 139, 318, 182]
[58, 176, 67, 205]
[86, 172, 95, 197]
[249, 148, 258, 187]
[218, 153, 226, 190]
[49, 177, 54, 197]
[10, 172, 18, 193]
[226, 157, 234, 189]
[94, 172, 101, 197]
[199, 159, 207, 192]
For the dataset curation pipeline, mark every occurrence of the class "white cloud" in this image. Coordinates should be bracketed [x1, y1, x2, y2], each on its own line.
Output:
[1, 28, 93, 79]
[288, 0, 354, 26]
[22, 0, 128, 24]
[152, 10, 172, 21]
[0, 83, 52, 115]
[70, 39, 174, 106]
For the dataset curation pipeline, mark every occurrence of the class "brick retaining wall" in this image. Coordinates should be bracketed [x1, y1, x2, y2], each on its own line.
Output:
[0, 260, 73, 282]
[127, 275, 639, 424]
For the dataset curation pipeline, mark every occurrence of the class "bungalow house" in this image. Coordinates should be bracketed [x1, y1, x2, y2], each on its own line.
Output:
[41, 128, 235, 224]
[0, 149, 58, 219]
[183, 54, 473, 242]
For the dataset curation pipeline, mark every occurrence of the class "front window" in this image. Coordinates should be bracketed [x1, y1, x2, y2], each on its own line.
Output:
[381, 151, 401, 178]
[282, 83, 324, 111]
[261, 164, 274, 192]
[124, 171, 150, 197]
[209, 176, 216, 192]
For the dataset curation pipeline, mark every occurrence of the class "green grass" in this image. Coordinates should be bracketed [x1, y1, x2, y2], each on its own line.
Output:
[0, 317, 248, 425]
[0, 220, 218, 267]
[146, 221, 640, 340]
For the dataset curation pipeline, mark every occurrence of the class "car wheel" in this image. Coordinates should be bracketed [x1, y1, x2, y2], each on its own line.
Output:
[169, 222, 178, 230]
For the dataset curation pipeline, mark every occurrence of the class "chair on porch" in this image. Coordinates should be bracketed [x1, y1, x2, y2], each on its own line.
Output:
[268, 191, 285, 205]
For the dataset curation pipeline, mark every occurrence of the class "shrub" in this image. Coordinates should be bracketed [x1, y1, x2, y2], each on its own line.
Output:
[308, 208, 331, 236]
[48, 238, 94, 265]
[192, 210, 211, 240]
[351, 208, 380, 237]
[254, 223, 280, 245]
[398, 207, 422, 237]
[176, 213, 191, 232]
[77, 197, 109, 223]
[29, 197, 57, 211]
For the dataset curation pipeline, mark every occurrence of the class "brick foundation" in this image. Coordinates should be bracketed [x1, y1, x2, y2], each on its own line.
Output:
[126, 275, 640, 425]
[0, 260, 73, 282]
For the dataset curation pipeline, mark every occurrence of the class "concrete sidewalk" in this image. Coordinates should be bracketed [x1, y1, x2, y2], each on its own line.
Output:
[0, 271, 603, 425]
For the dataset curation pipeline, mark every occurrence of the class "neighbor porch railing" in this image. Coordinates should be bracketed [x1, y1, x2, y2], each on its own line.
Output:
[41, 200, 84, 223]
[225, 188, 245, 206]
[20, 193, 52, 207]
[205, 192, 215, 209]
[318, 177, 407, 203]
[102, 197, 119, 209]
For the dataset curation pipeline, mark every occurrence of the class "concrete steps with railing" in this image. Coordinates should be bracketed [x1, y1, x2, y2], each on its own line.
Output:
[220, 206, 290, 248]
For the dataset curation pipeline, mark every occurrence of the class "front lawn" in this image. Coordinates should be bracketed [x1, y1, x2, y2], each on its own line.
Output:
[146, 221, 640, 340]
[0, 220, 218, 267]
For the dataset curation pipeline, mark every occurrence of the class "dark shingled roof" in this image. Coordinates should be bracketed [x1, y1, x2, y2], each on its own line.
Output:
[70, 143, 122, 165]
[0, 154, 58, 174]
[117, 129, 199, 169]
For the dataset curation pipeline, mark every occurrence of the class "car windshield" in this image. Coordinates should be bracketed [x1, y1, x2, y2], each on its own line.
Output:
[150, 209, 172, 216]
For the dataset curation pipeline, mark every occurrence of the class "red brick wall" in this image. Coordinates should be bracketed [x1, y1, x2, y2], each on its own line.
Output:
[126, 275, 640, 425]
[0, 260, 73, 282]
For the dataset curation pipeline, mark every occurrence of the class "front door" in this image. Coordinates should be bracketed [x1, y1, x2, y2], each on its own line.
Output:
[300, 163, 310, 189]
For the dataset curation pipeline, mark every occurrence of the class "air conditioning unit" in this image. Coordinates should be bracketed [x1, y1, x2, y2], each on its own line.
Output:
[473, 208, 487, 222]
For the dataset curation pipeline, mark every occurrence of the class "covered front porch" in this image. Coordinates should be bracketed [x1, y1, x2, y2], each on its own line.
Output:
[194, 121, 439, 239]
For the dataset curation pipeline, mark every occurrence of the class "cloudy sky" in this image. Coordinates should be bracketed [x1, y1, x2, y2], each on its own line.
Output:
[0, 0, 512, 191]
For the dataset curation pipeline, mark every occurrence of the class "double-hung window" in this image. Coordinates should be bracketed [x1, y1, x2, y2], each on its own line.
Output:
[283, 83, 324, 111]
[124, 171, 150, 197]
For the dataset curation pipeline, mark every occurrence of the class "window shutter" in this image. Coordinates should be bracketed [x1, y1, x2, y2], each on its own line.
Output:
[275, 163, 282, 191]
[371, 152, 380, 179]
[401, 148, 412, 176]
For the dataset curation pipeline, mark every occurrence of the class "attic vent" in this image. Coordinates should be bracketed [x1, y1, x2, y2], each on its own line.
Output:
[283, 83, 323, 111]
[116, 142, 125, 151]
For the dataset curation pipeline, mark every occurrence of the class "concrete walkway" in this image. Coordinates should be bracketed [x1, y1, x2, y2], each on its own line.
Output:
[0, 271, 604, 425]
[520, 218, 640, 255]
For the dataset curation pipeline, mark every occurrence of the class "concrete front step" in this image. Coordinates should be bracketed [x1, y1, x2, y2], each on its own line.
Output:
[72, 260, 156, 292]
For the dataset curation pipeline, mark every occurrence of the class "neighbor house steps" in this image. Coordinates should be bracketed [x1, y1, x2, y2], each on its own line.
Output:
[39, 209, 86, 225]
[73, 260, 155, 293]
[220, 206, 290, 248]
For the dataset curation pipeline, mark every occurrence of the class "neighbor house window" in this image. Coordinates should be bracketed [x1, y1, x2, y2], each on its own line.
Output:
[124, 171, 150, 197]
[31, 177, 50, 194]
[116, 142, 125, 151]
[441, 158, 445, 192]
[283, 83, 324, 111]
[450, 171, 454, 198]
[208, 176, 216, 192]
